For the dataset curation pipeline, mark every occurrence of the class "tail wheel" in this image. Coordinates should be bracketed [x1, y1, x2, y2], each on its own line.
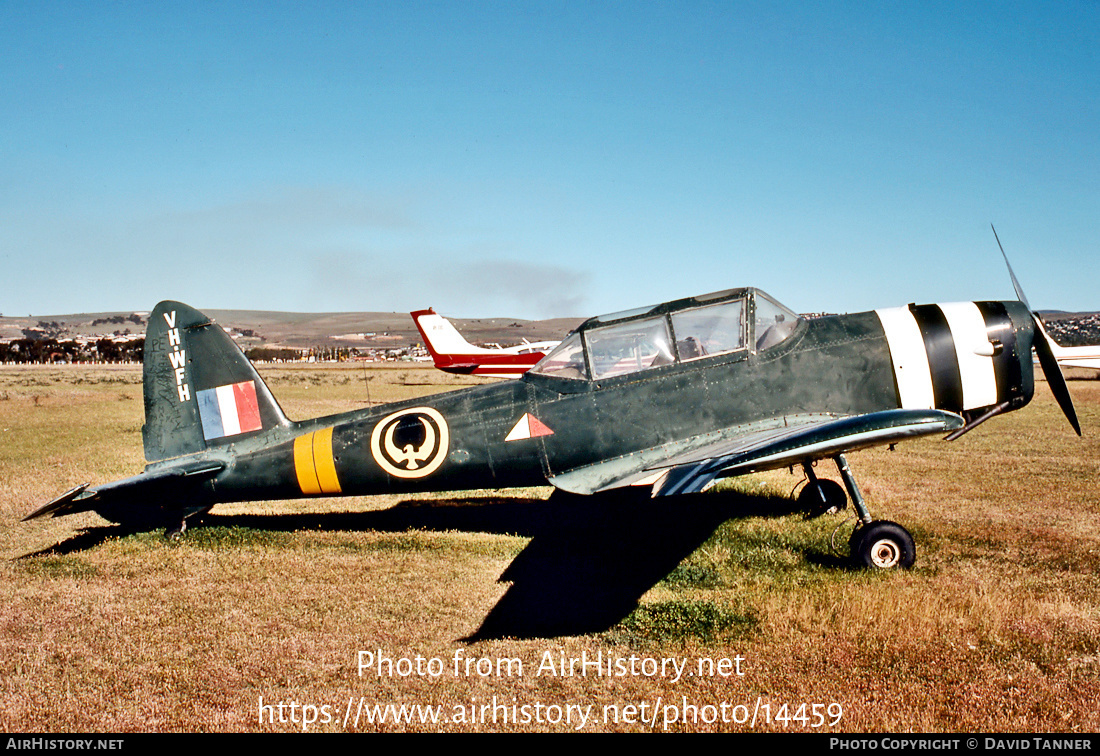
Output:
[851, 520, 915, 570]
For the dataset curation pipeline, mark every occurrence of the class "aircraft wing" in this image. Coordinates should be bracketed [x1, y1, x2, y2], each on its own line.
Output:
[547, 408, 964, 497]
[1058, 357, 1100, 369]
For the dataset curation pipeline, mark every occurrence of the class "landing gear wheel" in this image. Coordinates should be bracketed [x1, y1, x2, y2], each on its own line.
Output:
[851, 520, 915, 570]
[798, 478, 847, 518]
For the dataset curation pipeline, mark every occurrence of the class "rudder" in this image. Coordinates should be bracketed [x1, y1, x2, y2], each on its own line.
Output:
[143, 301, 290, 462]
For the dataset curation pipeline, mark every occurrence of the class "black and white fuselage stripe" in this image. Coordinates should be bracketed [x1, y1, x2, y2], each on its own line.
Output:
[875, 302, 1002, 414]
[972, 301, 1023, 407]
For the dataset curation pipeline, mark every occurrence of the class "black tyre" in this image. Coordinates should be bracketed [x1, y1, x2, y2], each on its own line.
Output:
[852, 520, 915, 569]
[798, 478, 847, 517]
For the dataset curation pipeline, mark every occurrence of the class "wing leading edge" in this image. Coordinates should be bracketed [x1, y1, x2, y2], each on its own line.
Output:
[547, 408, 964, 497]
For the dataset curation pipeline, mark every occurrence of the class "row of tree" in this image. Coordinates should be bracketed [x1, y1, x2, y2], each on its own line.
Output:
[0, 338, 145, 364]
[2, 339, 418, 364]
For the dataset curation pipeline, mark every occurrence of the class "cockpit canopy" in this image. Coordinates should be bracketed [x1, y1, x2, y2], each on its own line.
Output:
[530, 287, 800, 381]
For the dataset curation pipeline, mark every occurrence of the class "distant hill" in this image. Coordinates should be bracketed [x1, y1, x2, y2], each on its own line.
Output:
[1038, 311, 1100, 348]
[0, 309, 584, 351]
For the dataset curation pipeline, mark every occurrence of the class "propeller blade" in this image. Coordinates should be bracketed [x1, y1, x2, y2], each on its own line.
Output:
[991, 224, 1081, 435]
[1033, 318, 1082, 436]
[992, 224, 1031, 310]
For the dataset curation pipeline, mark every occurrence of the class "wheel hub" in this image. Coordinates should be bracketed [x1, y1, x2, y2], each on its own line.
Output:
[868, 538, 901, 568]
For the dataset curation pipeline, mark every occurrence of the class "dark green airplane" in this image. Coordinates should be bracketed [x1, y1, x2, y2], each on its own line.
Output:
[26, 253, 1080, 570]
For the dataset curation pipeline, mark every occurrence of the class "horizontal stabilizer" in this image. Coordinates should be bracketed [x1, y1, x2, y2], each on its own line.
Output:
[23, 483, 93, 521]
[25, 460, 225, 522]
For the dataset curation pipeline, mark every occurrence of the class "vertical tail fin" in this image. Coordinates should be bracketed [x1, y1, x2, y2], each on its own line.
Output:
[412, 308, 494, 359]
[143, 301, 290, 462]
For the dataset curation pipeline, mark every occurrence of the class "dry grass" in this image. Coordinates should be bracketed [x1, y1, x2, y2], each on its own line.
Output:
[2, 364, 1098, 732]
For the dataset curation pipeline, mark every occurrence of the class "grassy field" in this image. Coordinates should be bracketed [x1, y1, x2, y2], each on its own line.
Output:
[1, 363, 1098, 732]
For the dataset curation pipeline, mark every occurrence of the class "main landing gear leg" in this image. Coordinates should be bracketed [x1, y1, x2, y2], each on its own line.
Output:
[833, 453, 916, 570]
[834, 454, 870, 525]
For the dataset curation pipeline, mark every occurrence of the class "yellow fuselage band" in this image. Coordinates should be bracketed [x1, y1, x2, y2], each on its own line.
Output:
[293, 427, 342, 495]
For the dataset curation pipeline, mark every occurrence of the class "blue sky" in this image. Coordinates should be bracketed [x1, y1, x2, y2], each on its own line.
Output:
[2, 1, 1097, 319]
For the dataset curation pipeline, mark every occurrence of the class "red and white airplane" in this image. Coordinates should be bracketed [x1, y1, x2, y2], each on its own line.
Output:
[411, 308, 560, 378]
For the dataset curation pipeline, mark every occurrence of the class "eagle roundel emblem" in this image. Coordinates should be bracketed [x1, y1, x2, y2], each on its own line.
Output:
[369, 407, 450, 479]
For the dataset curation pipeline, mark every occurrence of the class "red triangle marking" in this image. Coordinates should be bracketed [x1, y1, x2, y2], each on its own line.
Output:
[528, 415, 554, 438]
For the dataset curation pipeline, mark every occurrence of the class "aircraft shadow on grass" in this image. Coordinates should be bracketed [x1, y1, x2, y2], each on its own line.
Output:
[21, 487, 852, 640]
